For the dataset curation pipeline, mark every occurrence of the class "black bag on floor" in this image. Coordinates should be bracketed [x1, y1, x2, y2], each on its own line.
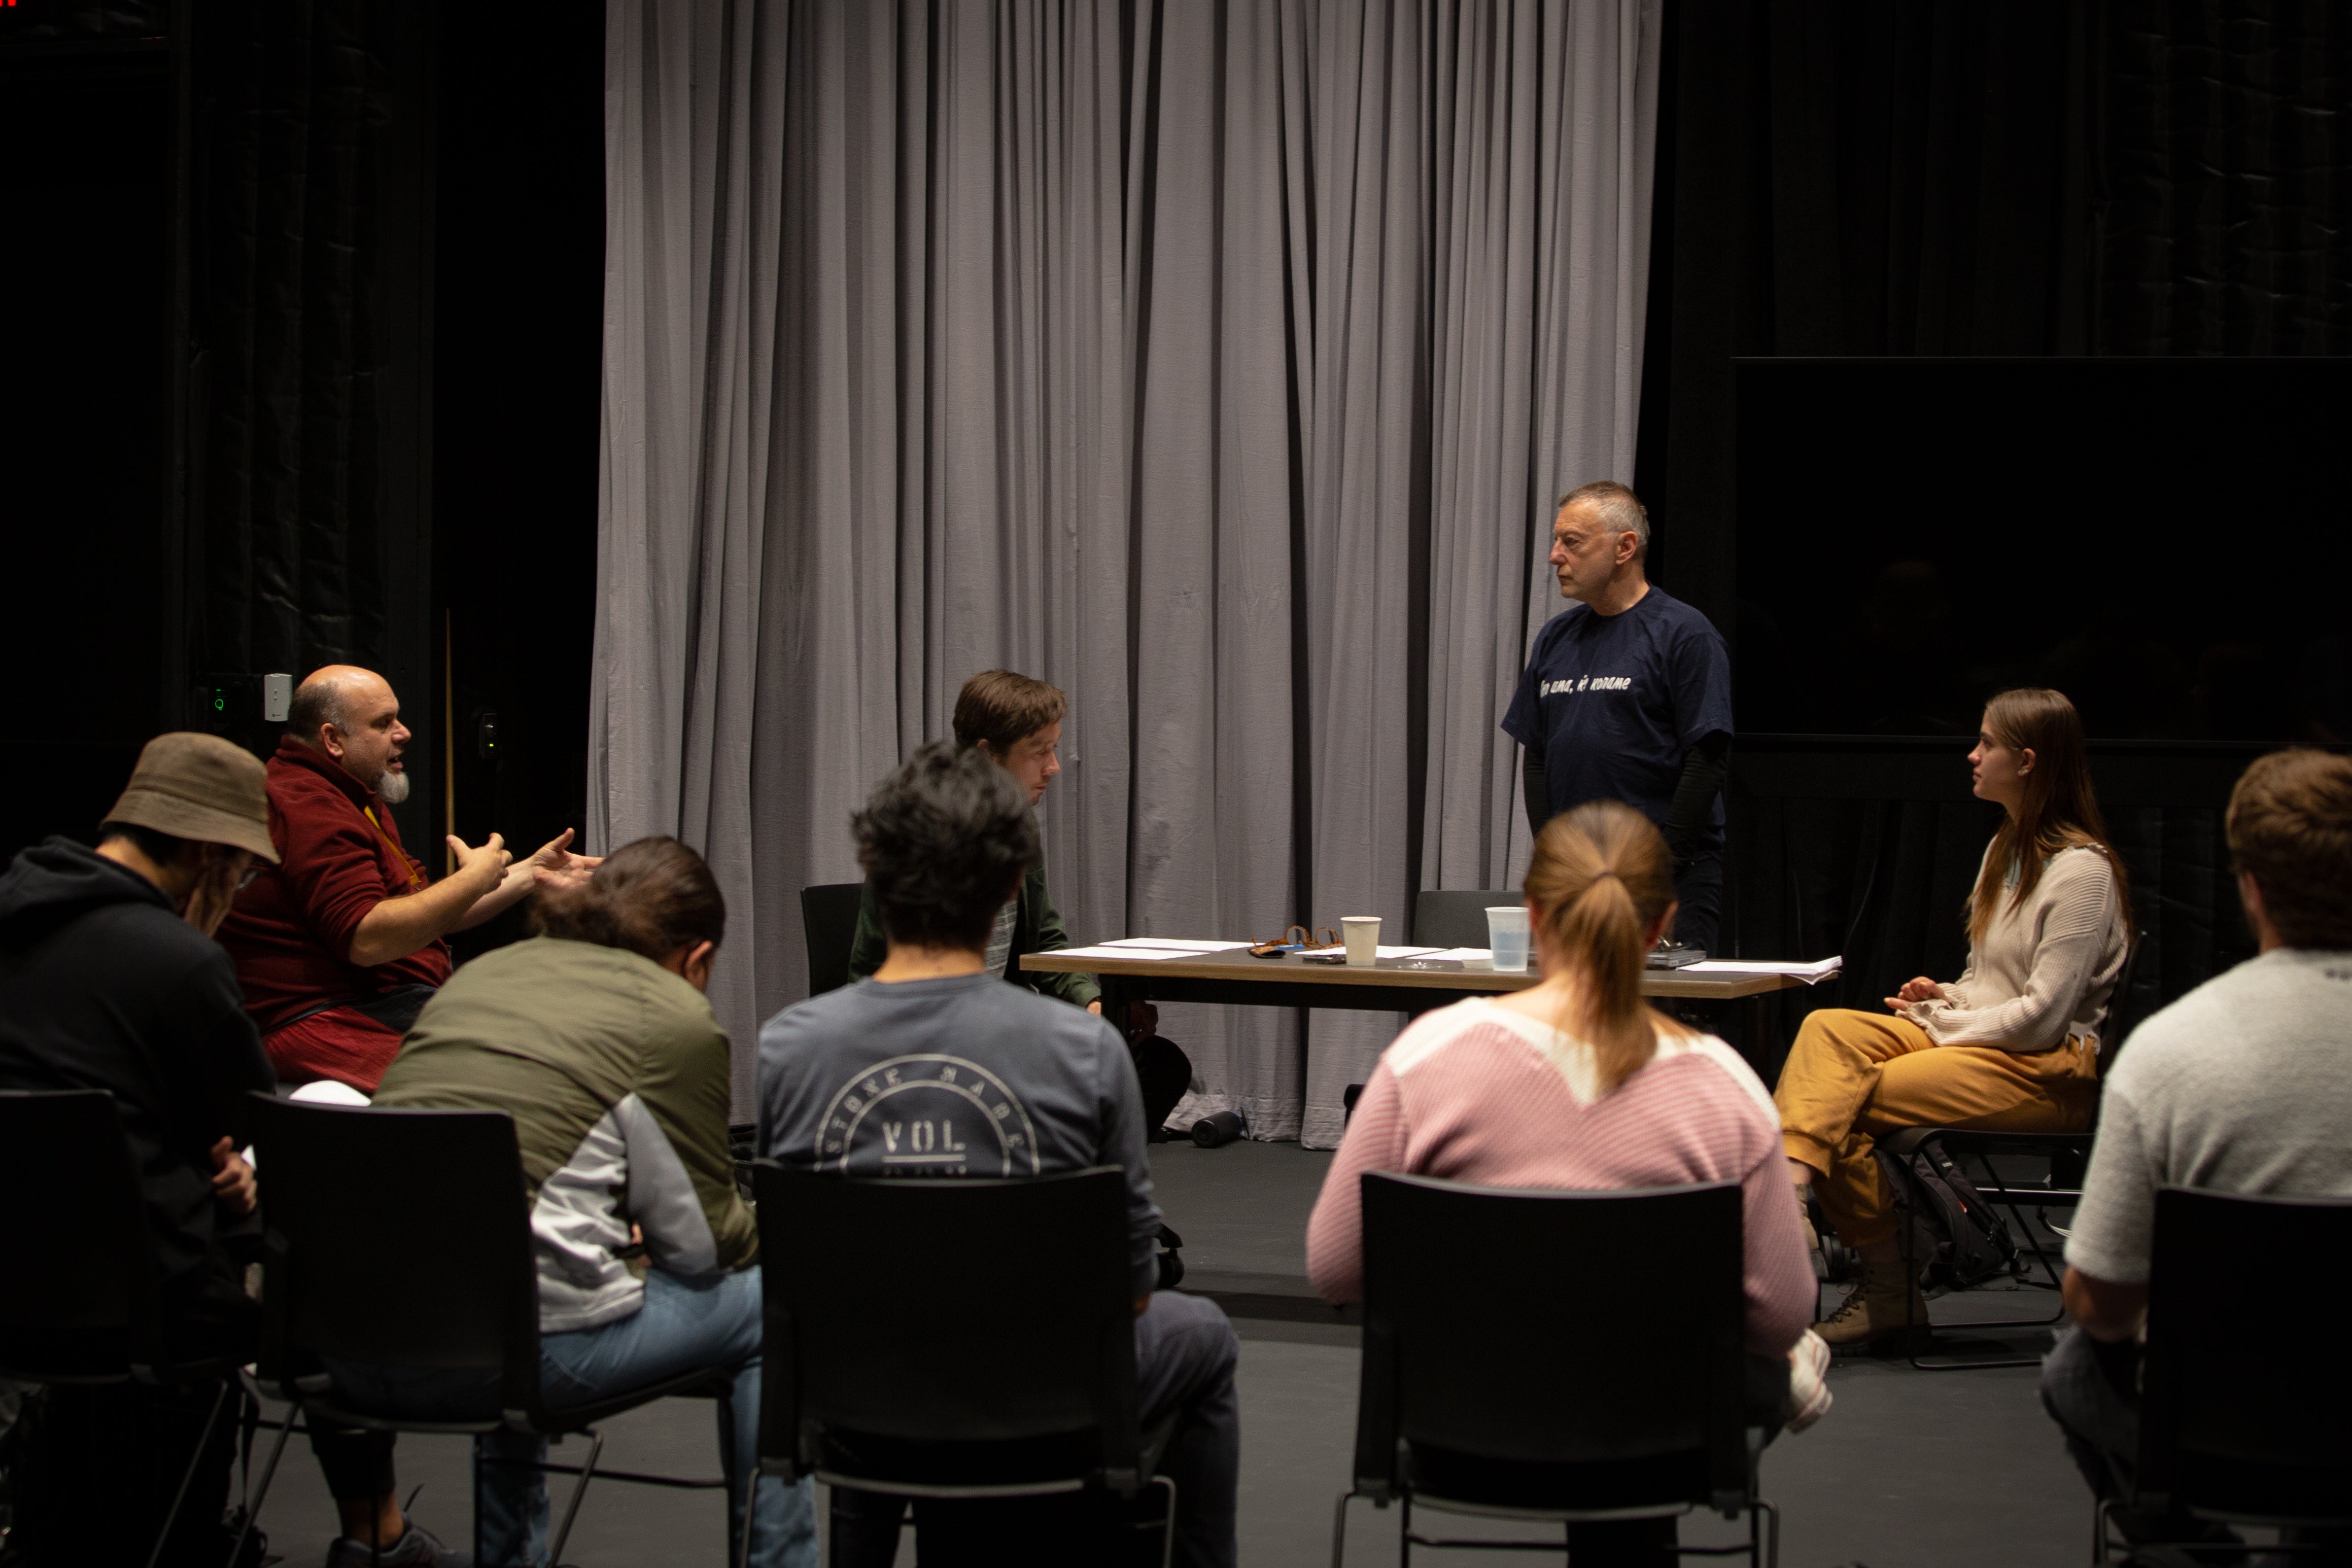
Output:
[1874, 1134, 2027, 1291]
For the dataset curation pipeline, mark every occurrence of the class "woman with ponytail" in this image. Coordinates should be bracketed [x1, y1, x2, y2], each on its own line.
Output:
[1778, 688, 2130, 1351]
[1307, 803, 1823, 1518]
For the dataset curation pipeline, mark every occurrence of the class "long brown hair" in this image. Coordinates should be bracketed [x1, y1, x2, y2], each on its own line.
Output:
[1969, 688, 2130, 944]
[1524, 801, 1692, 1093]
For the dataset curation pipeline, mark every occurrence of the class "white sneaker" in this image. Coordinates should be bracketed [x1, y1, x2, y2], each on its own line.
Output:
[1783, 1329, 1834, 1433]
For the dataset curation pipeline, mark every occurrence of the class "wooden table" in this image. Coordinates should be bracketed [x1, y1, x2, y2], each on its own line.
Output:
[1021, 947, 1813, 1074]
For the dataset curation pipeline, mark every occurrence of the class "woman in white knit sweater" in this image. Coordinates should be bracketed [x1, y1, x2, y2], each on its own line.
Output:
[1776, 687, 2130, 1349]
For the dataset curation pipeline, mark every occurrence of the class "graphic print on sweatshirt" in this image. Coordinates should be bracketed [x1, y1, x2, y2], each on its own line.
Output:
[814, 1054, 1043, 1175]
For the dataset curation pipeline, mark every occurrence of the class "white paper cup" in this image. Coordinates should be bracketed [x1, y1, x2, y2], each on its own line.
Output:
[1342, 916, 1380, 966]
[1486, 906, 1531, 973]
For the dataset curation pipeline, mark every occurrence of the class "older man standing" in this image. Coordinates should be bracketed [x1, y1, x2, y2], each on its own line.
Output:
[1501, 481, 1734, 957]
[219, 665, 595, 1092]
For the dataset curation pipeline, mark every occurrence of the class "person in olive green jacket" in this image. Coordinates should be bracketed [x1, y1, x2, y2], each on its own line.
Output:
[847, 671, 1102, 1014]
[363, 838, 813, 1568]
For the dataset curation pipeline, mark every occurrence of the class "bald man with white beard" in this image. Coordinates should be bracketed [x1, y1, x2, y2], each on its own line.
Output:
[218, 665, 597, 1093]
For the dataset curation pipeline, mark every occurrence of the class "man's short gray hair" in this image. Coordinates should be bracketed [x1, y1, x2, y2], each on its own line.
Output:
[286, 670, 363, 742]
[1557, 480, 1649, 558]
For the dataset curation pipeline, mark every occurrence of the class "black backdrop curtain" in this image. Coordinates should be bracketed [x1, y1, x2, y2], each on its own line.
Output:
[1634, 0, 2352, 1071]
[184, 0, 436, 843]
[189, 0, 388, 679]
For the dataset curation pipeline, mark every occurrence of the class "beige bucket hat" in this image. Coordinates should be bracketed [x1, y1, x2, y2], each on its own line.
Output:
[103, 733, 281, 863]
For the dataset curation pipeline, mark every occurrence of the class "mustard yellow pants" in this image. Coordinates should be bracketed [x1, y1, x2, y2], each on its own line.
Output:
[1773, 1009, 2096, 1249]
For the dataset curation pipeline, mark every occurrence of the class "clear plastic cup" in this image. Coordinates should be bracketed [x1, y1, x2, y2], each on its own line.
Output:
[1486, 905, 1531, 973]
[1342, 916, 1381, 966]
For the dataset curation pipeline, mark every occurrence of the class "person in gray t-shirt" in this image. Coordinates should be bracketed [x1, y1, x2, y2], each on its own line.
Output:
[757, 741, 1238, 1568]
[2043, 750, 2352, 1546]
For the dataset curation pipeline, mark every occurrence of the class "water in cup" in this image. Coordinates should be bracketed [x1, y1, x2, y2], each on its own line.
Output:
[1486, 905, 1531, 973]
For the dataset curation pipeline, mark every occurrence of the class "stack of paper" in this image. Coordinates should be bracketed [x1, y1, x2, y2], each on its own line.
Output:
[1050, 945, 1189, 962]
[1300, 945, 1444, 960]
[1681, 957, 1843, 986]
[1100, 938, 1254, 953]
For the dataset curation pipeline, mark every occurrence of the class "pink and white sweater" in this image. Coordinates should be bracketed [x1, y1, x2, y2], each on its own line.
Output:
[1306, 997, 1815, 1354]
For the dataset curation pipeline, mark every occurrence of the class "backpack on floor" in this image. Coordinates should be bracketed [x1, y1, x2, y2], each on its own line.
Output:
[1874, 1135, 2027, 1291]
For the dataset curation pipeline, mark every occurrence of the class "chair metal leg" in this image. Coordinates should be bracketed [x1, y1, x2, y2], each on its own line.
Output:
[1906, 1142, 2074, 1370]
[546, 1427, 606, 1568]
[147, 1379, 230, 1568]
[1399, 1491, 1411, 1568]
[1332, 1488, 1359, 1568]
[1757, 1497, 1780, 1568]
[1153, 1474, 1177, 1568]
[225, 1402, 300, 1568]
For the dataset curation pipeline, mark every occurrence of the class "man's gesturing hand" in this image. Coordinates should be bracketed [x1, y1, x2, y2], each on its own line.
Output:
[209, 1136, 257, 1216]
[446, 831, 512, 891]
[527, 827, 604, 892]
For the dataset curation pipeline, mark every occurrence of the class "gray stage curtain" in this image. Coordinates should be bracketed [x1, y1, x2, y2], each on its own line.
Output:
[596, 0, 1662, 1139]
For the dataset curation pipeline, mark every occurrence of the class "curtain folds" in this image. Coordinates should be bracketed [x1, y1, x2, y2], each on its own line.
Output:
[597, 0, 1663, 1137]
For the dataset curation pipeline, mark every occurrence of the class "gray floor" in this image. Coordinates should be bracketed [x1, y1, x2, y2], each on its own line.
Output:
[242, 1137, 2100, 1567]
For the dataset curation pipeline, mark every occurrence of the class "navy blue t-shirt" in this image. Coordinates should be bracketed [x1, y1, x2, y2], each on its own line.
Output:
[1500, 587, 1733, 855]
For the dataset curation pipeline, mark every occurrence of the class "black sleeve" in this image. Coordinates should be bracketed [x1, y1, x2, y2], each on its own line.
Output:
[184, 949, 272, 1146]
[1523, 749, 1550, 840]
[1663, 731, 1731, 869]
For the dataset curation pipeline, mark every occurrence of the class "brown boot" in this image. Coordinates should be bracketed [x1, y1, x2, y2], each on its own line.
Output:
[1813, 1257, 1929, 1350]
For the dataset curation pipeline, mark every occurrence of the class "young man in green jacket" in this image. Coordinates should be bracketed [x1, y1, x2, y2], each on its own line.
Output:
[846, 670, 1100, 1011]
[845, 671, 1194, 1134]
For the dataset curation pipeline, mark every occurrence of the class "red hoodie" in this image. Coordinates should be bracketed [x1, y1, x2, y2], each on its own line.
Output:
[218, 738, 453, 1031]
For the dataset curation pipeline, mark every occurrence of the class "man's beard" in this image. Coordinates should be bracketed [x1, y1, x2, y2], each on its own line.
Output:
[377, 765, 411, 805]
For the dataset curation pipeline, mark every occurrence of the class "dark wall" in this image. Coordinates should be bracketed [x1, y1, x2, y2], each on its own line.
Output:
[1634, 0, 2352, 1064]
[0, 1, 603, 897]
[434, 3, 605, 955]
[0, 50, 172, 861]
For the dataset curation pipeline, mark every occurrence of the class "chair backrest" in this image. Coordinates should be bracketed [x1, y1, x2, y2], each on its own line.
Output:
[2098, 929, 2149, 1067]
[1357, 1173, 1746, 1506]
[245, 1094, 540, 1410]
[0, 1090, 156, 1370]
[800, 883, 867, 997]
[1412, 889, 1519, 950]
[2140, 1187, 2352, 1522]
[754, 1162, 1142, 1486]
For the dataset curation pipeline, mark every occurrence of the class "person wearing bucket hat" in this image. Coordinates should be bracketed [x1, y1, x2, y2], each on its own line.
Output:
[0, 734, 454, 1566]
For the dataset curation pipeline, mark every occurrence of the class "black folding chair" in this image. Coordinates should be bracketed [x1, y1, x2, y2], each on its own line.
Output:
[1336, 1173, 1778, 1567]
[1410, 889, 1519, 951]
[0, 1090, 241, 1568]
[2094, 1188, 2352, 1561]
[1886, 932, 2143, 1369]
[750, 1162, 1175, 1566]
[235, 1094, 732, 1567]
[799, 883, 867, 997]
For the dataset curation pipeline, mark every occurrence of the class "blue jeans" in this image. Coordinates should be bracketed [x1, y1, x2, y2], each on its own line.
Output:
[327, 1268, 813, 1568]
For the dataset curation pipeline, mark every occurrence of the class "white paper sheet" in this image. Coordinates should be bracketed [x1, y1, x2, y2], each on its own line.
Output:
[1100, 938, 1255, 952]
[1681, 957, 1843, 985]
[1301, 945, 1444, 960]
[1049, 945, 1189, 962]
[1416, 948, 1494, 963]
